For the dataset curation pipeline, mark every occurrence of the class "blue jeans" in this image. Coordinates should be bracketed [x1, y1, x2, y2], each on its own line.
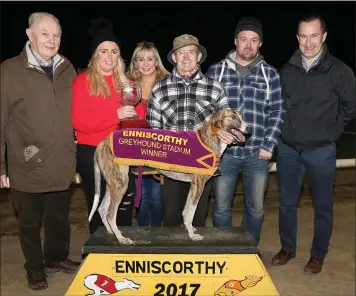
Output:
[135, 175, 163, 227]
[213, 152, 269, 243]
[277, 141, 336, 259]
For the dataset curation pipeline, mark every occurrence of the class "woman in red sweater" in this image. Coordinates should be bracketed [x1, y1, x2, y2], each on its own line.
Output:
[72, 19, 145, 234]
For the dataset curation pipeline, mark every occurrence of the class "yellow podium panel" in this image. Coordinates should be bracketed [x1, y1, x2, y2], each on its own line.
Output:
[66, 254, 279, 296]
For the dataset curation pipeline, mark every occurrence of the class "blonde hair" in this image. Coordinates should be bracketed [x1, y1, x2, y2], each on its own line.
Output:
[87, 43, 129, 98]
[127, 42, 170, 86]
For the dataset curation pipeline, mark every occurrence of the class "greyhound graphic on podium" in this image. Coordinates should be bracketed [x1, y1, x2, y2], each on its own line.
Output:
[84, 274, 140, 296]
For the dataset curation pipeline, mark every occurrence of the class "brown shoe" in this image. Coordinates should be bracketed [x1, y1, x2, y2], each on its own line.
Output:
[304, 257, 323, 275]
[272, 250, 296, 266]
[45, 258, 81, 274]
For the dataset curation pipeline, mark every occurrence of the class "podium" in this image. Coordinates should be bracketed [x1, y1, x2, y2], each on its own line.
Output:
[66, 227, 279, 296]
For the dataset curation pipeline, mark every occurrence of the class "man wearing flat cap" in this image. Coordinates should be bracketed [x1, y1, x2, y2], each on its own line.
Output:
[207, 17, 284, 251]
[146, 34, 235, 227]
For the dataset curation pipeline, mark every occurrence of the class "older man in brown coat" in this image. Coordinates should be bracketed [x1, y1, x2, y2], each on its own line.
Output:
[0, 12, 79, 290]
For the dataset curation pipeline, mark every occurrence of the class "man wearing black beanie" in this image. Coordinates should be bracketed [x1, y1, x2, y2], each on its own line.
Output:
[207, 16, 284, 254]
[234, 17, 263, 44]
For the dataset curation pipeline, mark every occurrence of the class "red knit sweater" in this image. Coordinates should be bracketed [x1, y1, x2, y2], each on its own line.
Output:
[72, 72, 147, 146]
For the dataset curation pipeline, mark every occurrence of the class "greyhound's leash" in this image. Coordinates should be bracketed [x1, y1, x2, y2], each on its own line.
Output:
[134, 167, 163, 208]
[134, 166, 143, 208]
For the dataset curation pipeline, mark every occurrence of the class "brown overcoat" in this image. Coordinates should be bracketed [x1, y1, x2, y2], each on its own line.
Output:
[0, 41, 77, 192]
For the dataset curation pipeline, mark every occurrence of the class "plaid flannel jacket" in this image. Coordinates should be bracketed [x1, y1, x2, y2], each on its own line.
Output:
[146, 68, 229, 131]
[207, 56, 284, 159]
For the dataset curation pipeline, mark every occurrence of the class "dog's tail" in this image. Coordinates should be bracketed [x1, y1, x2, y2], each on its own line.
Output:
[88, 157, 101, 222]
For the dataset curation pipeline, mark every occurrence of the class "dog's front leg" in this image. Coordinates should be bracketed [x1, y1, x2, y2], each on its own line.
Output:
[182, 175, 208, 241]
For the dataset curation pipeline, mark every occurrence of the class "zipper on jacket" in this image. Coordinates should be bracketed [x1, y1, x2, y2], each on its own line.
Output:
[28, 66, 67, 174]
[51, 82, 66, 174]
[51, 62, 70, 149]
[238, 79, 245, 113]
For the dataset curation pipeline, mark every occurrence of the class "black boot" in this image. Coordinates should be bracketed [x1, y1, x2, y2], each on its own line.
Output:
[26, 269, 48, 290]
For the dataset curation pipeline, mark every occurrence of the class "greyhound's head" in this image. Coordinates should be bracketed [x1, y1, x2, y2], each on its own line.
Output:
[117, 278, 141, 290]
[211, 108, 249, 142]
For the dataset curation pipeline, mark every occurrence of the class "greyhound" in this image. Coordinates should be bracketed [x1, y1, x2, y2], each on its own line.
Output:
[89, 108, 248, 244]
[214, 275, 263, 295]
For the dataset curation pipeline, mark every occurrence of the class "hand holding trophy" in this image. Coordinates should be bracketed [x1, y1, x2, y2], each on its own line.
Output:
[118, 80, 150, 128]
[120, 80, 142, 119]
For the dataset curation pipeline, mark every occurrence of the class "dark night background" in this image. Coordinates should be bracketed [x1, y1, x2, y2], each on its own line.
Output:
[1, 1, 355, 141]
[1, 1, 355, 71]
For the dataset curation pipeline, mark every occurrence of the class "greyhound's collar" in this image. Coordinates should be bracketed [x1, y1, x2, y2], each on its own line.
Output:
[210, 122, 219, 135]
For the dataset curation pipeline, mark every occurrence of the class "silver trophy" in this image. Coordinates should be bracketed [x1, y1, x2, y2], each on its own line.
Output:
[120, 80, 142, 120]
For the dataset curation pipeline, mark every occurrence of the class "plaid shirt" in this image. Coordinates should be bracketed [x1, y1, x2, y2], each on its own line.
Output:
[146, 68, 229, 131]
[207, 55, 284, 159]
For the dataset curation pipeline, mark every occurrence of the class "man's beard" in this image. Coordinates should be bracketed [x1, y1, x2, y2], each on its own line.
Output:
[240, 49, 256, 61]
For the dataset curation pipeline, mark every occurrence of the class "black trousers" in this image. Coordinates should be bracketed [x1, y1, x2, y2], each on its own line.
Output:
[161, 177, 212, 227]
[77, 144, 135, 235]
[11, 189, 71, 271]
